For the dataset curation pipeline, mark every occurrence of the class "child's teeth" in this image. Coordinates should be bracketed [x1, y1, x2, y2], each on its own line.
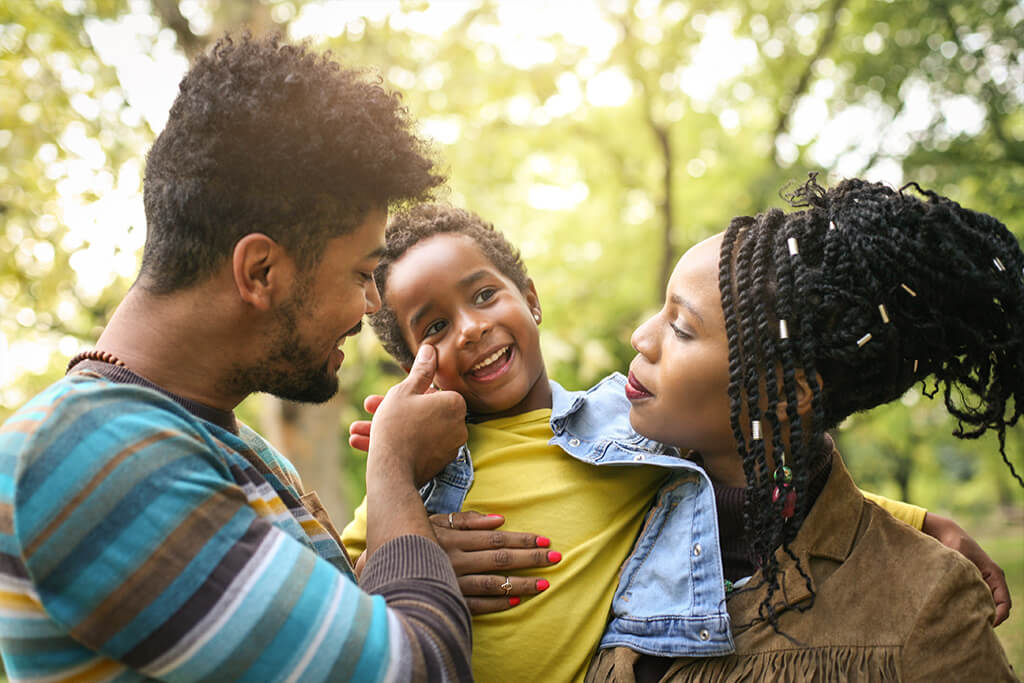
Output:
[472, 346, 508, 371]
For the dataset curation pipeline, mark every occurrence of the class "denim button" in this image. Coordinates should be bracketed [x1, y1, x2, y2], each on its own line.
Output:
[569, 438, 580, 447]
[693, 543, 702, 557]
[699, 629, 710, 641]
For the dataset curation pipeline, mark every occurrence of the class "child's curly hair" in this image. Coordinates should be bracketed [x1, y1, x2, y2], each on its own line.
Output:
[369, 204, 531, 367]
[141, 33, 443, 293]
[722, 174, 1024, 632]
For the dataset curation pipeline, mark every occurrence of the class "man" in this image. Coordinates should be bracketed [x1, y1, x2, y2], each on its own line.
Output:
[0, 35, 471, 682]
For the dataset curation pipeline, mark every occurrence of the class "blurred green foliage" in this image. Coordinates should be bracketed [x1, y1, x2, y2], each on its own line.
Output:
[1, 0, 1022, 669]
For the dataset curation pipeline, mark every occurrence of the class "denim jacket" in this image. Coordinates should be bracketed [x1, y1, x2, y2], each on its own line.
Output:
[419, 372, 734, 657]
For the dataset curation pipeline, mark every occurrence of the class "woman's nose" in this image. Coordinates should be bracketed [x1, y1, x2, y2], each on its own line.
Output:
[631, 315, 658, 359]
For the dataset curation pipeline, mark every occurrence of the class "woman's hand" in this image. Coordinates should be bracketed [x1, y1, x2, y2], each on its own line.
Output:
[429, 511, 560, 614]
[922, 512, 1011, 626]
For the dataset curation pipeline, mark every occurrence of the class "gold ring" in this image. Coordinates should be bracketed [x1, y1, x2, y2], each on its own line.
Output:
[500, 577, 512, 595]
[448, 512, 455, 529]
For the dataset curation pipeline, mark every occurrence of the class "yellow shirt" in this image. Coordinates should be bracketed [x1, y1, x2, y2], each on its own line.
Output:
[341, 412, 926, 682]
[344, 409, 669, 682]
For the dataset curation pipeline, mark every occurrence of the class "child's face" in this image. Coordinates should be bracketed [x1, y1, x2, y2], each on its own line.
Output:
[384, 233, 550, 418]
[627, 233, 735, 463]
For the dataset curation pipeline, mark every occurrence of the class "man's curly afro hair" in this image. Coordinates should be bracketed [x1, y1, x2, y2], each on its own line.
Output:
[369, 204, 531, 367]
[141, 33, 444, 293]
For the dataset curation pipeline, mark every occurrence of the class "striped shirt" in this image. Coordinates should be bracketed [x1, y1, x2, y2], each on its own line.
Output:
[0, 370, 472, 682]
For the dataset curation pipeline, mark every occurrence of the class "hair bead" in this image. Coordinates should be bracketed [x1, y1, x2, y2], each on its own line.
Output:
[856, 332, 872, 347]
[993, 257, 1006, 272]
[779, 319, 789, 339]
[828, 220, 836, 231]
[878, 304, 890, 324]
[900, 283, 917, 297]
[787, 238, 799, 256]
[751, 420, 762, 440]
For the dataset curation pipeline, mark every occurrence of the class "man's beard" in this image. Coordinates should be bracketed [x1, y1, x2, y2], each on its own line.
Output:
[225, 294, 339, 404]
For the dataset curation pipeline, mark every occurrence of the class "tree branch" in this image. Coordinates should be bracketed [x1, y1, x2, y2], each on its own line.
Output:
[151, 0, 205, 59]
[772, 0, 850, 145]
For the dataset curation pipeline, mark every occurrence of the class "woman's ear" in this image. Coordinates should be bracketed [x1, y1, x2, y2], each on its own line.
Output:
[794, 369, 820, 417]
[773, 368, 820, 422]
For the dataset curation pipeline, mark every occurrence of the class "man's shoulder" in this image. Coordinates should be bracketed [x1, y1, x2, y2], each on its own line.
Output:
[0, 372, 222, 485]
[2, 372, 193, 436]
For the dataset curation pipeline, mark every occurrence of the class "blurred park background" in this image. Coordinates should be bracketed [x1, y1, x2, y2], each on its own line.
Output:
[2, 0, 1022, 672]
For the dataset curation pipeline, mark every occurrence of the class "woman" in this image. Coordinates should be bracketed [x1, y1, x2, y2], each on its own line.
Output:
[588, 176, 1021, 680]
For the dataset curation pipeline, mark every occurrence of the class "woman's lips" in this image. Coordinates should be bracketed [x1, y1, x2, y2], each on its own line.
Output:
[625, 372, 653, 400]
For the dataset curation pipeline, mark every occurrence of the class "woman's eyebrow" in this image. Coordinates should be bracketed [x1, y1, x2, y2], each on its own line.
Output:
[670, 293, 704, 330]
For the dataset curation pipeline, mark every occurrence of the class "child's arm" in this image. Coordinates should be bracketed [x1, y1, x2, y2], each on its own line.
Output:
[862, 490, 926, 529]
[863, 491, 1010, 626]
[340, 495, 369, 569]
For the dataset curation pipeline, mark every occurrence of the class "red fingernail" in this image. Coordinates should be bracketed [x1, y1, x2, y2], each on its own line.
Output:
[547, 551, 562, 563]
[536, 579, 550, 591]
[509, 597, 521, 606]
[536, 536, 551, 548]
[487, 514, 504, 520]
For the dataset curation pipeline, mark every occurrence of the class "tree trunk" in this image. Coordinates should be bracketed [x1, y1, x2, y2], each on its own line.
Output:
[261, 393, 351, 526]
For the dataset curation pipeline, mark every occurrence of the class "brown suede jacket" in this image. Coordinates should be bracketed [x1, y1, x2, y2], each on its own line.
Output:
[588, 452, 1017, 682]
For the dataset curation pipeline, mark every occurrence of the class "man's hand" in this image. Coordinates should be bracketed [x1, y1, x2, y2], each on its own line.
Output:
[922, 512, 1011, 626]
[429, 511, 561, 614]
[367, 344, 467, 488]
[364, 345, 467, 554]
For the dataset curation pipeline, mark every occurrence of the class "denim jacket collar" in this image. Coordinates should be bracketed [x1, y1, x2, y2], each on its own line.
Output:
[422, 372, 734, 658]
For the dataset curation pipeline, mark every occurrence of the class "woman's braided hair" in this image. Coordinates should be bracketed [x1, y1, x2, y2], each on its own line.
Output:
[719, 174, 1024, 630]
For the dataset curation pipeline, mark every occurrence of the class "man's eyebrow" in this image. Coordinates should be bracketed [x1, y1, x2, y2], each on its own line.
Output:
[670, 294, 704, 329]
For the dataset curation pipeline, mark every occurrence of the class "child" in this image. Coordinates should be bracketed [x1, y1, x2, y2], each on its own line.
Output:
[341, 204, 1003, 683]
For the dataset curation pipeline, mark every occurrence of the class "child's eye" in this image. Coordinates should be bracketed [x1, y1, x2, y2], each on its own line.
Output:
[474, 287, 497, 305]
[359, 272, 374, 283]
[670, 322, 691, 340]
[424, 320, 447, 337]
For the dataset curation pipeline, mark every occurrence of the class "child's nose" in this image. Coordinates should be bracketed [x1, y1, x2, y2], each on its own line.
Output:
[457, 313, 489, 346]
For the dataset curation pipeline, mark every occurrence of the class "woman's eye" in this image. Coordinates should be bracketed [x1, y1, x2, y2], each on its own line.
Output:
[670, 322, 691, 340]
[474, 287, 497, 305]
[424, 320, 447, 337]
[359, 272, 373, 283]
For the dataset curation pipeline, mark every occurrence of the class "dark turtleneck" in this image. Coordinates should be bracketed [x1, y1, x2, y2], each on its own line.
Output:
[70, 359, 239, 434]
[689, 437, 835, 582]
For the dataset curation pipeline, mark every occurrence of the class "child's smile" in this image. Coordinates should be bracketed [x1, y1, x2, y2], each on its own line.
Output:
[383, 233, 551, 418]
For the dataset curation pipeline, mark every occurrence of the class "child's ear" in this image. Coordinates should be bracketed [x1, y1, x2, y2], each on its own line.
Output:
[524, 278, 542, 324]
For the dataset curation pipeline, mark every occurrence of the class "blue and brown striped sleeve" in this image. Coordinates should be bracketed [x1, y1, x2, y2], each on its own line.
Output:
[0, 375, 471, 682]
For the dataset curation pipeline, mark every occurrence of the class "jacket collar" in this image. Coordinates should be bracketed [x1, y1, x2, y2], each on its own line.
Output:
[549, 379, 586, 432]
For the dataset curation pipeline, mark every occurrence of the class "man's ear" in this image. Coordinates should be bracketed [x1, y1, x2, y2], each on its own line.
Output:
[232, 233, 288, 310]
[524, 278, 542, 324]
